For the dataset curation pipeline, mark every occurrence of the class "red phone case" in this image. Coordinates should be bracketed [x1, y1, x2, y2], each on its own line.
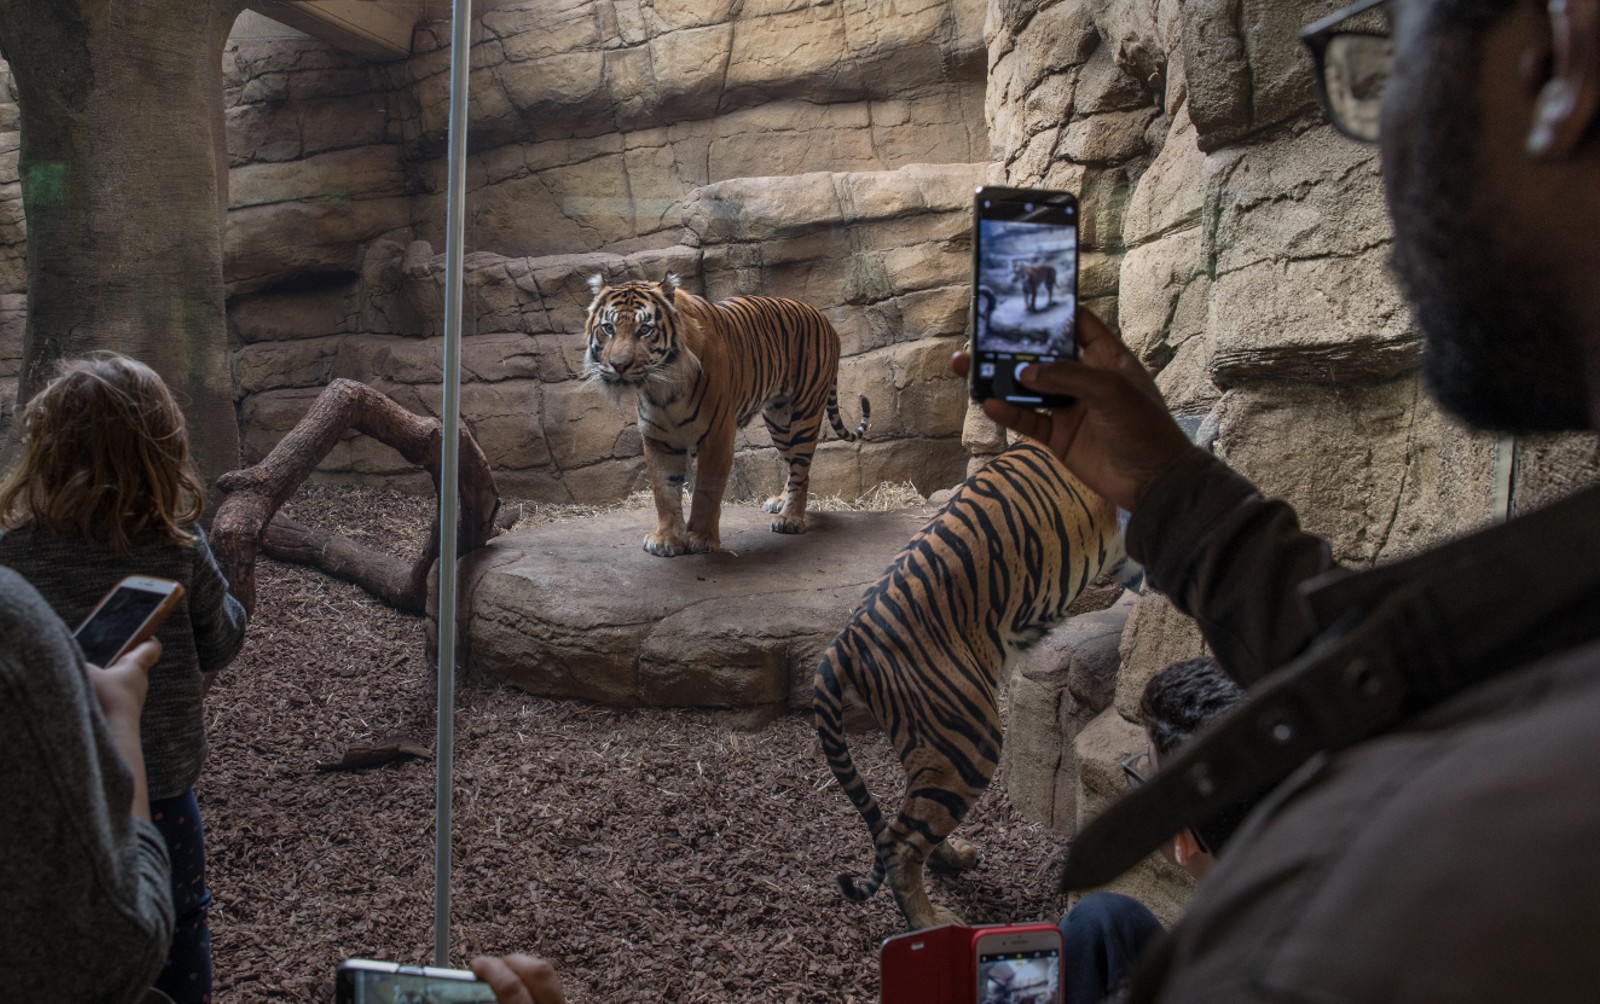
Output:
[881, 923, 1065, 1004]
[880, 924, 975, 1004]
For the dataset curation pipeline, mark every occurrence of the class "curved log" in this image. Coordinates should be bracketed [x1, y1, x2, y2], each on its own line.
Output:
[211, 378, 501, 615]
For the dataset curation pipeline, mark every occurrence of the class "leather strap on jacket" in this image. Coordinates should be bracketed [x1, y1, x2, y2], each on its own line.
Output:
[1060, 481, 1600, 892]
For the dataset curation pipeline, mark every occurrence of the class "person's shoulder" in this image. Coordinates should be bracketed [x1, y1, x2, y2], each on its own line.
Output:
[0, 564, 42, 615]
[0, 566, 76, 675]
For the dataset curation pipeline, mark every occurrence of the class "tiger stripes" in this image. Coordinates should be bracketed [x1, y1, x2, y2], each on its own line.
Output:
[584, 275, 870, 557]
[1011, 259, 1058, 312]
[813, 440, 1125, 930]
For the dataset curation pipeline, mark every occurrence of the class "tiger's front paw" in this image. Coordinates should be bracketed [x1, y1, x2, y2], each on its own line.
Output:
[769, 514, 806, 535]
[762, 495, 786, 514]
[643, 532, 687, 557]
[684, 531, 720, 554]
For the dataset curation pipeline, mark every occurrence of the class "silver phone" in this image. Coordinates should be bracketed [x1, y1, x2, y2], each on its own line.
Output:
[334, 958, 497, 1004]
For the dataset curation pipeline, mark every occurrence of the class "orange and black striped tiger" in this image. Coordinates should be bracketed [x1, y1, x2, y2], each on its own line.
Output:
[584, 275, 870, 557]
[814, 441, 1126, 930]
[1011, 259, 1057, 312]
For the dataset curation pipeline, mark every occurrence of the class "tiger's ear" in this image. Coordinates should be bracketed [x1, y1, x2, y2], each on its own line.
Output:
[663, 273, 682, 291]
[587, 274, 605, 295]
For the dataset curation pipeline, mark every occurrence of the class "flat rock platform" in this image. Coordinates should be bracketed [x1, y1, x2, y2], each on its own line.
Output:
[458, 503, 941, 710]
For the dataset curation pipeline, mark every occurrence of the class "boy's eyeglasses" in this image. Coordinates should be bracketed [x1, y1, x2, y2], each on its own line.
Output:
[1119, 747, 1213, 855]
[1300, 0, 1393, 143]
[1120, 749, 1151, 787]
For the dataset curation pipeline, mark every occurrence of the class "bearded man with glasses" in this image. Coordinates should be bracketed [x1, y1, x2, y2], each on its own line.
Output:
[954, 0, 1600, 999]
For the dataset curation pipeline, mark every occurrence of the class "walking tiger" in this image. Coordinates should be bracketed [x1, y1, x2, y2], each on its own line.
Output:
[814, 441, 1127, 930]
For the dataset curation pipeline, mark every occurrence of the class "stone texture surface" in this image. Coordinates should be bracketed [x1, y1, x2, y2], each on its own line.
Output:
[1181, 0, 1347, 152]
[1113, 592, 1208, 725]
[1512, 433, 1600, 517]
[1213, 376, 1500, 566]
[207, 2, 988, 500]
[459, 502, 945, 709]
[1002, 593, 1135, 831]
[0, 61, 22, 421]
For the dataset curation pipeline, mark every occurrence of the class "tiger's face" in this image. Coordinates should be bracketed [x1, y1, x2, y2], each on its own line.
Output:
[583, 276, 680, 391]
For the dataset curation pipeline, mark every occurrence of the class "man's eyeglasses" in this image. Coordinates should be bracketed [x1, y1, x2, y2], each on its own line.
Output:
[1300, 0, 1393, 143]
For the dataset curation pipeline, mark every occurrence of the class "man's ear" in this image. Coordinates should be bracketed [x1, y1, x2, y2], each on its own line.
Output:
[1528, 0, 1600, 159]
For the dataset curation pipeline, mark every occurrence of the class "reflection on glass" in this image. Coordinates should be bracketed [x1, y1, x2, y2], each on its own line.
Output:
[1322, 34, 1392, 142]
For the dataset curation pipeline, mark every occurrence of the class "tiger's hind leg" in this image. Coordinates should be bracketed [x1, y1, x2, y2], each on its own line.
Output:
[881, 760, 995, 928]
[883, 705, 1002, 927]
[883, 835, 964, 931]
[880, 786, 980, 929]
[761, 400, 820, 535]
[928, 835, 980, 873]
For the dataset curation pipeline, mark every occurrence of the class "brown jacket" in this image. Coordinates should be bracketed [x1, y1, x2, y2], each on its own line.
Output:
[1115, 447, 1600, 1002]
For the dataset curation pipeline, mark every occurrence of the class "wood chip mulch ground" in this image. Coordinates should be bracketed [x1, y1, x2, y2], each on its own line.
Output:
[202, 485, 1075, 1003]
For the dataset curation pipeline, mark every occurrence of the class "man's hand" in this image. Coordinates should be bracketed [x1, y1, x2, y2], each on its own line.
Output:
[471, 954, 566, 1004]
[954, 307, 1193, 511]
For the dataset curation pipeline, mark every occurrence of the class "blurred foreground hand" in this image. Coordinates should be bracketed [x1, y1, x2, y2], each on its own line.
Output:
[471, 954, 566, 1004]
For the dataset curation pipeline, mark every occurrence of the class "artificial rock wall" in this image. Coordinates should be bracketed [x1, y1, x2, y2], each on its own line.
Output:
[222, 0, 990, 502]
[0, 4, 994, 503]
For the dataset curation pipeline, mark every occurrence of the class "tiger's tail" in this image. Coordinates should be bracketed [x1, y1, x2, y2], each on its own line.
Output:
[814, 648, 887, 902]
[826, 389, 871, 442]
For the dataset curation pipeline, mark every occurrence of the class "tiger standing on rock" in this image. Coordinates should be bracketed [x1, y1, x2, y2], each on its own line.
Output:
[1011, 259, 1057, 312]
[814, 441, 1127, 930]
[584, 274, 870, 557]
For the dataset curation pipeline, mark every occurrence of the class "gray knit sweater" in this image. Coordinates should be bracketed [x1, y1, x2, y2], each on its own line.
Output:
[0, 525, 248, 798]
[0, 566, 174, 1001]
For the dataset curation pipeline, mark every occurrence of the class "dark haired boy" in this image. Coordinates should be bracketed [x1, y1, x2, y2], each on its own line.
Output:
[1060, 656, 1245, 1002]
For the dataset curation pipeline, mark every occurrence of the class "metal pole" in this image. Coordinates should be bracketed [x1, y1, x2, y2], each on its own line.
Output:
[1491, 432, 1516, 523]
[435, 0, 472, 967]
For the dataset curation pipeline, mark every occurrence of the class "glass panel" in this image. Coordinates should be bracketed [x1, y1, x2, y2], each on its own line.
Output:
[1324, 34, 1394, 141]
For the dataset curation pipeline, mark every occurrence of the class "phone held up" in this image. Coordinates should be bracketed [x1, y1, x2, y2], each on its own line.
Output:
[73, 575, 185, 668]
[969, 185, 1080, 409]
[881, 922, 1064, 1004]
[335, 958, 498, 1004]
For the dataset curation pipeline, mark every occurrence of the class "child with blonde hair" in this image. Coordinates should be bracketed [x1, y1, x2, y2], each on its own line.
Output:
[0, 351, 247, 1004]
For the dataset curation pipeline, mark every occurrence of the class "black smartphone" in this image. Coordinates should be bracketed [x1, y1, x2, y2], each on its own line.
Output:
[969, 185, 1080, 407]
[334, 958, 498, 1004]
[73, 575, 185, 667]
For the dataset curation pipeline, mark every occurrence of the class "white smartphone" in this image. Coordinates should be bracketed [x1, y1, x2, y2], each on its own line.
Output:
[334, 958, 498, 1004]
[73, 575, 185, 667]
[974, 924, 1064, 1004]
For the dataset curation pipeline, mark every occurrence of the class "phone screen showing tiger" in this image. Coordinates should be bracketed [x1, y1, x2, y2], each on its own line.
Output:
[976, 943, 1063, 1004]
[970, 186, 1079, 408]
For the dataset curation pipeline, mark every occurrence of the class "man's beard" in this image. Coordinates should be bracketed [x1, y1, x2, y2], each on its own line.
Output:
[1385, 31, 1591, 433]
